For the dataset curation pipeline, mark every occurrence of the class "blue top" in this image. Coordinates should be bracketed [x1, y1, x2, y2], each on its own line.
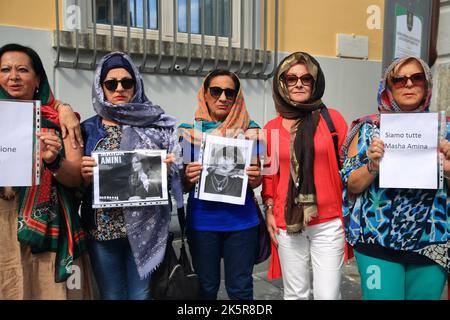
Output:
[80, 115, 107, 230]
[180, 126, 261, 232]
[340, 122, 450, 272]
[187, 189, 259, 232]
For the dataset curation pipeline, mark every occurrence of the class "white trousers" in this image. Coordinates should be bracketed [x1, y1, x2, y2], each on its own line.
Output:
[276, 218, 344, 300]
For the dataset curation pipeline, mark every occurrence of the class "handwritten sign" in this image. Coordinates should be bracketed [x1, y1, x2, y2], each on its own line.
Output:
[0, 100, 37, 186]
[380, 112, 439, 189]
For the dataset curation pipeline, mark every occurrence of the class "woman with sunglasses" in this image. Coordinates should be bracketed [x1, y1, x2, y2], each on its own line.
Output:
[262, 52, 350, 300]
[341, 57, 450, 300]
[0, 43, 89, 300]
[178, 69, 262, 300]
[79, 52, 183, 300]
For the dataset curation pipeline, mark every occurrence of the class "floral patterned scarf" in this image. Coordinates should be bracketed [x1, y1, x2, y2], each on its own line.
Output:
[93, 52, 184, 279]
[341, 56, 433, 159]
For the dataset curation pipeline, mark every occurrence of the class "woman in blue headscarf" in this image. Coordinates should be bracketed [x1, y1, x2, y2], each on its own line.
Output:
[79, 52, 183, 300]
[340, 56, 450, 300]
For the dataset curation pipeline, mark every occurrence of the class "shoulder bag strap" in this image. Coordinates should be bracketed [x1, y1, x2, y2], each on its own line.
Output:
[320, 106, 341, 170]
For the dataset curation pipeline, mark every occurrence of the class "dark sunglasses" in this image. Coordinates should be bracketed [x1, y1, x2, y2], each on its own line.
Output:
[103, 78, 136, 91]
[391, 72, 426, 89]
[284, 74, 314, 87]
[209, 87, 238, 100]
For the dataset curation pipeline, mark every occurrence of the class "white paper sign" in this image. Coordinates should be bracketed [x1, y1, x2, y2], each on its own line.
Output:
[380, 113, 439, 189]
[0, 100, 36, 186]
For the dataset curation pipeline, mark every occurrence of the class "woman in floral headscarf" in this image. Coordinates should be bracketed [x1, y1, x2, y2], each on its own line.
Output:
[178, 69, 262, 300]
[261, 52, 349, 300]
[341, 56, 450, 300]
[80, 52, 183, 300]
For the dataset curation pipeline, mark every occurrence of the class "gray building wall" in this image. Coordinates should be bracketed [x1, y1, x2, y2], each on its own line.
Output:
[1, 25, 382, 127]
[434, 0, 450, 113]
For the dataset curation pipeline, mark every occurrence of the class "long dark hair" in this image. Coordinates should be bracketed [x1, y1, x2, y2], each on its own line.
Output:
[203, 69, 240, 92]
[0, 43, 47, 98]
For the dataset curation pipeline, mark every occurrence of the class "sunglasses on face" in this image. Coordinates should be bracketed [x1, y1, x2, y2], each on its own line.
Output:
[284, 74, 314, 87]
[209, 87, 238, 100]
[103, 78, 136, 91]
[391, 72, 426, 89]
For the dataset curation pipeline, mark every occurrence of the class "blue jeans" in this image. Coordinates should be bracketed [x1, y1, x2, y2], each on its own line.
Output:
[187, 226, 258, 300]
[89, 238, 150, 300]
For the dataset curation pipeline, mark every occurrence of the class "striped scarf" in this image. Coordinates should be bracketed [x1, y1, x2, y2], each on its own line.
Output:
[0, 80, 87, 283]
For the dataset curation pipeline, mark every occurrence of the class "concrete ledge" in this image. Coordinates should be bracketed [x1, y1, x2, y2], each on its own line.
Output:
[52, 30, 272, 65]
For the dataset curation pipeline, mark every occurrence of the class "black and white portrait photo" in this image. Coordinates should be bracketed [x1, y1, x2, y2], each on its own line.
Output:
[128, 153, 163, 200]
[92, 150, 168, 208]
[203, 145, 245, 197]
[198, 135, 253, 205]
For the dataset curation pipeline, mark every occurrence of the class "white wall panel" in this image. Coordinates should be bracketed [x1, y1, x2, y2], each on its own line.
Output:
[1, 25, 382, 129]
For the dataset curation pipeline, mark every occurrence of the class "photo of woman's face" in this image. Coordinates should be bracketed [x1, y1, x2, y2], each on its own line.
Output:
[132, 156, 142, 172]
[215, 155, 236, 175]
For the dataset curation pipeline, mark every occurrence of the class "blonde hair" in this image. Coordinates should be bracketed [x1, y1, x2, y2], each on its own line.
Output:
[387, 57, 425, 89]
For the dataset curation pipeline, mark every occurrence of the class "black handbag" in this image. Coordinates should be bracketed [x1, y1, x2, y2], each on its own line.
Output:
[150, 208, 201, 300]
[254, 198, 271, 264]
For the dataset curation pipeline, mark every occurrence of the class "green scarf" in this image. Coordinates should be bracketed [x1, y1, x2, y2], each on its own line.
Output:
[1, 81, 87, 283]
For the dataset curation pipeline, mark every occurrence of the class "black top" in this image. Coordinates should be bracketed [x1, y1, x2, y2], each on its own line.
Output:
[203, 173, 243, 197]
[354, 242, 436, 265]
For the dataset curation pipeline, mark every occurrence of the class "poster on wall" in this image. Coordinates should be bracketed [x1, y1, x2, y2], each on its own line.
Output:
[394, 4, 423, 59]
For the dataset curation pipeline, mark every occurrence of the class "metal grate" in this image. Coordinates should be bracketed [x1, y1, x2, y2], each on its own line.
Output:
[54, 0, 279, 79]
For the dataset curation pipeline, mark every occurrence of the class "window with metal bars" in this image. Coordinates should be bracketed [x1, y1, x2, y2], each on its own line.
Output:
[93, 0, 231, 37]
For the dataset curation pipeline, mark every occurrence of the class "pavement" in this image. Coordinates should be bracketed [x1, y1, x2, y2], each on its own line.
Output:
[172, 238, 448, 300]
[219, 257, 448, 300]
[216, 255, 363, 300]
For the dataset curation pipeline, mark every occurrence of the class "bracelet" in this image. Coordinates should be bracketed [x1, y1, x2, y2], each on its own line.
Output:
[55, 103, 72, 111]
[44, 153, 62, 172]
[367, 161, 379, 176]
[444, 173, 450, 180]
[263, 203, 274, 212]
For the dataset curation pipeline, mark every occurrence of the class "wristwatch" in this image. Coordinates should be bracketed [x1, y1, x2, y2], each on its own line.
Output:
[44, 153, 62, 172]
[367, 160, 379, 176]
[263, 204, 274, 212]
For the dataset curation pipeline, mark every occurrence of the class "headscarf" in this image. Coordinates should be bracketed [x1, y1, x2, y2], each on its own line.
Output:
[99, 54, 135, 83]
[272, 52, 327, 233]
[178, 70, 258, 145]
[93, 52, 184, 279]
[93, 52, 176, 129]
[0, 58, 87, 282]
[341, 56, 433, 158]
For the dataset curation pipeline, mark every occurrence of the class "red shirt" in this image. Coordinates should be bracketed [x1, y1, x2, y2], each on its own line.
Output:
[261, 110, 351, 280]
[262, 110, 348, 228]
